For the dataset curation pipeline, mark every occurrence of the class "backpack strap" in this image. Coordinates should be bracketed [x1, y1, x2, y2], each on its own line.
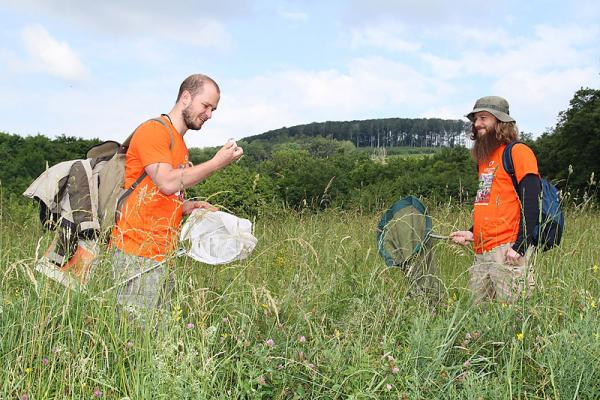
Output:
[115, 116, 177, 213]
[501, 140, 522, 192]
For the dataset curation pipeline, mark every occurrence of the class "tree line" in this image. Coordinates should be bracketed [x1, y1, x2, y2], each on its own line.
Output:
[1, 87, 598, 216]
[243, 117, 471, 151]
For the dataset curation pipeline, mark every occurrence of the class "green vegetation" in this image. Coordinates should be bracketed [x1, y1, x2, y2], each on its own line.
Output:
[533, 87, 600, 200]
[243, 117, 469, 149]
[1, 197, 599, 398]
[1, 85, 599, 398]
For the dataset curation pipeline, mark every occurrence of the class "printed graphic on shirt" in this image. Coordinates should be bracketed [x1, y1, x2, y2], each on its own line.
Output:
[475, 164, 497, 205]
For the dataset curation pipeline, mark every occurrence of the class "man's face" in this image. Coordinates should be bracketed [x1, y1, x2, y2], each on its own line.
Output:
[472, 111, 497, 139]
[182, 84, 220, 131]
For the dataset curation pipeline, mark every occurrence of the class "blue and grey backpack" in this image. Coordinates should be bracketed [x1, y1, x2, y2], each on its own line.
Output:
[502, 141, 564, 251]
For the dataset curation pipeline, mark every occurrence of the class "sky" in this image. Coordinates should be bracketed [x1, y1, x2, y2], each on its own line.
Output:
[0, 0, 599, 148]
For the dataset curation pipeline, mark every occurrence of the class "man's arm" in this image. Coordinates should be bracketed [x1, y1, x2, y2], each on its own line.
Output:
[511, 173, 541, 255]
[450, 230, 474, 245]
[145, 141, 243, 195]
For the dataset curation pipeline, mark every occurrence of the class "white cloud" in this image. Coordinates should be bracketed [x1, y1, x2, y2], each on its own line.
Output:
[4, 0, 235, 49]
[350, 24, 422, 53]
[493, 67, 599, 133]
[279, 10, 309, 22]
[21, 24, 88, 81]
[190, 57, 455, 147]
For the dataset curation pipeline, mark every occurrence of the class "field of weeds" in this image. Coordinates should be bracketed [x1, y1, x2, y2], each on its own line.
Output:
[1, 198, 599, 399]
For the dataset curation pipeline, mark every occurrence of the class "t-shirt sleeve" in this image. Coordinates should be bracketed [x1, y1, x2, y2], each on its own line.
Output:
[130, 121, 172, 167]
[512, 143, 539, 183]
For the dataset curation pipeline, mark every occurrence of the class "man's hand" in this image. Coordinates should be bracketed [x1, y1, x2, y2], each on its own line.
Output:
[449, 230, 474, 246]
[182, 200, 218, 216]
[212, 140, 243, 169]
[505, 247, 522, 265]
[145, 140, 244, 196]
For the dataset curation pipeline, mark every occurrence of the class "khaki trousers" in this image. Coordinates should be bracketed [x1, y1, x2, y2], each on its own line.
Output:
[469, 243, 535, 304]
[111, 249, 174, 314]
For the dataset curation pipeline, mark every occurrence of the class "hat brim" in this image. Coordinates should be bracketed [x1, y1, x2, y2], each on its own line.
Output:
[465, 107, 515, 123]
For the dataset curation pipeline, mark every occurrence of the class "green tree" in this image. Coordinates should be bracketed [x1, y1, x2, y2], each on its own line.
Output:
[534, 87, 600, 196]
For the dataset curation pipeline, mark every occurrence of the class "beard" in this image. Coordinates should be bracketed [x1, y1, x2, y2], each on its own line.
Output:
[471, 127, 500, 163]
[182, 105, 206, 131]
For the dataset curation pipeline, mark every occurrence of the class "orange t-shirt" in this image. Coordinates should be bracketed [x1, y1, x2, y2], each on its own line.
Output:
[111, 116, 189, 261]
[473, 143, 539, 254]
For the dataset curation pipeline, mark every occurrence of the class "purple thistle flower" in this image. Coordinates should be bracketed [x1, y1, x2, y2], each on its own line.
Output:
[299, 335, 306, 343]
[186, 322, 195, 329]
[93, 387, 102, 398]
[265, 338, 275, 347]
[42, 357, 49, 366]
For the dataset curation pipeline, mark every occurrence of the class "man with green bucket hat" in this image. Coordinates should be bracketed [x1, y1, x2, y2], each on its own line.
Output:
[450, 96, 541, 304]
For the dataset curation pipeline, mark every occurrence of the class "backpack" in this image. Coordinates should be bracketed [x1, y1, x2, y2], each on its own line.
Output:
[96, 117, 174, 236]
[502, 141, 564, 251]
[24, 117, 175, 267]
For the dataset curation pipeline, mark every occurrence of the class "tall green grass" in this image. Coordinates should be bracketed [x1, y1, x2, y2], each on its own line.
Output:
[1, 198, 599, 399]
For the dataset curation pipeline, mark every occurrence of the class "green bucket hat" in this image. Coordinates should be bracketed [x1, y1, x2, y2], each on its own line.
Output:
[465, 96, 515, 123]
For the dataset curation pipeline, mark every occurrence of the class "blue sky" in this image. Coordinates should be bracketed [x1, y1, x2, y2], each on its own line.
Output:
[1, 0, 599, 148]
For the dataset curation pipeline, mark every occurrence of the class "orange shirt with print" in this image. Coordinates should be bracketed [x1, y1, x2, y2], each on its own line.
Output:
[473, 143, 539, 254]
[111, 117, 189, 261]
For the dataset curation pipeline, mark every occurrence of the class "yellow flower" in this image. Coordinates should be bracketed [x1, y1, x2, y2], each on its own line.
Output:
[25, 367, 32, 374]
[172, 306, 182, 322]
[591, 301, 597, 309]
[594, 264, 599, 273]
[334, 329, 341, 339]
[516, 332, 524, 341]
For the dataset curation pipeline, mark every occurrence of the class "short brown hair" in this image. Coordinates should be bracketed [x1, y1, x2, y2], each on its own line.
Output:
[176, 74, 220, 102]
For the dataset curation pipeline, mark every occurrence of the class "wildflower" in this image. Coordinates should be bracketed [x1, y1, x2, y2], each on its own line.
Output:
[93, 387, 102, 397]
[391, 366, 400, 374]
[186, 322, 195, 329]
[299, 335, 306, 343]
[42, 358, 49, 366]
[25, 367, 32, 374]
[172, 306, 182, 322]
[334, 329, 341, 339]
[21, 394, 28, 400]
[265, 338, 275, 347]
[463, 360, 471, 368]
[594, 264, 598, 273]
[592, 301, 597, 309]
[516, 332, 524, 341]
[386, 384, 392, 391]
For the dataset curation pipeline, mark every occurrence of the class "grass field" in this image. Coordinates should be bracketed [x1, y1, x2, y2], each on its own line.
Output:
[1, 199, 599, 399]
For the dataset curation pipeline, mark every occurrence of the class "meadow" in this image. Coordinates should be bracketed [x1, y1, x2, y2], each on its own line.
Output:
[1, 198, 599, 399]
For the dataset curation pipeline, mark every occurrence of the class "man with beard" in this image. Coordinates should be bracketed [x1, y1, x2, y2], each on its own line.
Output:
[450, 96, 541, 304]
[111, 74, 243, 316]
